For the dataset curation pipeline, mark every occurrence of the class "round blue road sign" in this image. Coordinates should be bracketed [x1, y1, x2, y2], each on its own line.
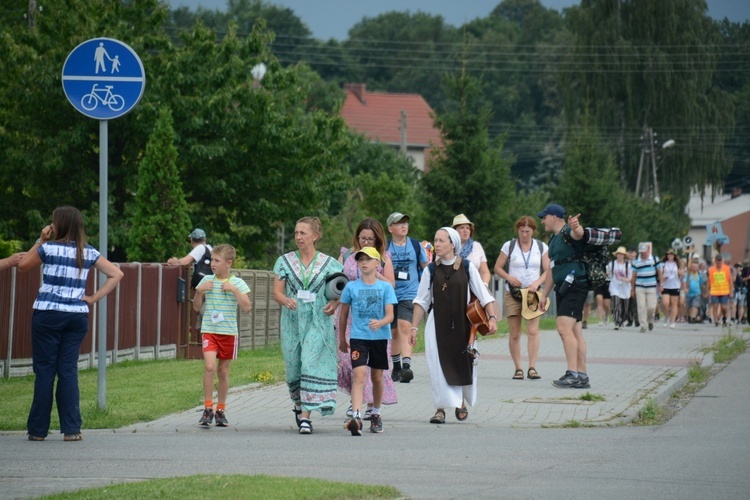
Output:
[62, 37, 145, 120]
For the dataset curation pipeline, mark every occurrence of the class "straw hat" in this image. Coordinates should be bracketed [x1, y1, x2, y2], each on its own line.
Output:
[612, 246, 628, 257]
[451, 214, 474, 228]
[520, 288, 549, 320]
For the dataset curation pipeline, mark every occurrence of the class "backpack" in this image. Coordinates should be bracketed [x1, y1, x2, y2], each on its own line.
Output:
[504, 238, 545, 276]
[558, 227, 621, 291]
[504, 238, 545, 300]
[388, 237, 425, 280]
[427, 258, 471, 288]
[191, 245, 212, 289]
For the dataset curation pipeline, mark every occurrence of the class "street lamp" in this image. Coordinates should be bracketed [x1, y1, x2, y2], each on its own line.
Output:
[653, 138, 676, 203]
[251, 62, 266, 89]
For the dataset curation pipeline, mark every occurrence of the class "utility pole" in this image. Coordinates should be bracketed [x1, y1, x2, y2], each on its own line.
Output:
[635, 126, 659, 201]
[27, 0, 38, 28]
[400, 110, 407, 154]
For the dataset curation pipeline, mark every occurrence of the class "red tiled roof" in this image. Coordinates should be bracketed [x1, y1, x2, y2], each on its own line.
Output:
[340, 85, 443, 149]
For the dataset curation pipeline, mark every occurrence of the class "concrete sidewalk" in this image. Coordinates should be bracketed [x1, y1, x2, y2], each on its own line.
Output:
[121, 319, 744, 434]
[3, 320, 749, 500]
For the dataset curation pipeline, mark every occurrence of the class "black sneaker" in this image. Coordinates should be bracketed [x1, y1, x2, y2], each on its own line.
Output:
[215, 409, 228, 427]
[574, 376, 591, 389]
[391, 367, 402, 382]
[400, 366, 414, 383]
[648, 323, 654, 331]
[346, 417, 363, 436]
[552, 371, 579, 388]
[199, 408, 214, 426]
[369, 414, 383, 433]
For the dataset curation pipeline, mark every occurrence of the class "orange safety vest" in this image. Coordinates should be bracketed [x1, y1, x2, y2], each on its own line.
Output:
[708, 264, 731, 296]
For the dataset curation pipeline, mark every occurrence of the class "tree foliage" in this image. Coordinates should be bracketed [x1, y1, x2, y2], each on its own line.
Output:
[127, 107, 191, 262]
[562, 0, 734, 201]
[420, 70, 516, 252]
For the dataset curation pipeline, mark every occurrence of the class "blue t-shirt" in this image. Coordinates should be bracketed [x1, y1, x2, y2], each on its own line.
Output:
[683, 272, 706, 297]
[388, 238, 428, 301]
[340, 279, 397, 341]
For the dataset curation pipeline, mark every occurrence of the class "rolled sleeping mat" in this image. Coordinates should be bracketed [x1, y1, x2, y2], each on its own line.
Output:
[324, 272, 349, 300]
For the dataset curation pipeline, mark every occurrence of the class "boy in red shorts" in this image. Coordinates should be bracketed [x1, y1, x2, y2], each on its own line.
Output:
[193, 244, 251, 426]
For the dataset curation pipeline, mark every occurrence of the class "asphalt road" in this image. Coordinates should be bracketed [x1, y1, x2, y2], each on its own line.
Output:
[2, 326, 749, 499]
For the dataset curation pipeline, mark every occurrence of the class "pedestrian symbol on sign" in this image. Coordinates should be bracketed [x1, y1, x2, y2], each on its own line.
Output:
[62, 37, 145, 120]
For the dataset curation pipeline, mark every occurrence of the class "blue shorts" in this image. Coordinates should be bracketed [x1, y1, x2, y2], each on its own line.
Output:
[710, 295, 729, 305]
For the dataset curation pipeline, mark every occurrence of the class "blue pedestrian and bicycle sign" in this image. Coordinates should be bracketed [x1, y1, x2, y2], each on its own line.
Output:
[62, 37, 145, 120]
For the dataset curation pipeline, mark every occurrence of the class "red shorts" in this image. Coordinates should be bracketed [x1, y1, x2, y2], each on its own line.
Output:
[202, 333, 238, 360]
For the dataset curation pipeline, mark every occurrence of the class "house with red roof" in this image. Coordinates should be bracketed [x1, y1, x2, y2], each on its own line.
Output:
[340, 83, 443, 172]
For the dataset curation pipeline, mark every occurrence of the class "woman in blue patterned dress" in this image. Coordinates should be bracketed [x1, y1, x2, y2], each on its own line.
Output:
[273, 216, 344, 434]
[19, 206, 123, 442]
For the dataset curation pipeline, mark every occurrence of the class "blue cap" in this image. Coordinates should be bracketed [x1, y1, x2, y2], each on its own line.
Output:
[536, 204, 565, 218]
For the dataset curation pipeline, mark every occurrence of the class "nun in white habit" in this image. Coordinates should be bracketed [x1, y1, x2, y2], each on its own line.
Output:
[409, 227, 497, 424]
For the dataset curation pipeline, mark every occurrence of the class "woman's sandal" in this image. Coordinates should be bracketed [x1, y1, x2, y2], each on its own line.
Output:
[429, 409, 446, 424]
[512, 368, 524, 380]
[292, 407, 303, 428]
[298, 418, 313, 434]
[455, 406, 469, 421]
[527, 367, 541, 380]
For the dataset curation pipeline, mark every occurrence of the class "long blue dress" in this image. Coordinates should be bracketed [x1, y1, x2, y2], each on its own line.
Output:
[273, 251, 343, 415]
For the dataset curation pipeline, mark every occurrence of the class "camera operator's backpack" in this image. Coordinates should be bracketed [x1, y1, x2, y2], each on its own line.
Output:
[558, 227, 621, 290]
[191, 246, 212, 289]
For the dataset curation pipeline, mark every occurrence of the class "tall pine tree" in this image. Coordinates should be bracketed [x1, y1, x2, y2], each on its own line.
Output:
[127, 107, 191, 262]
[419, 69, 515, 253]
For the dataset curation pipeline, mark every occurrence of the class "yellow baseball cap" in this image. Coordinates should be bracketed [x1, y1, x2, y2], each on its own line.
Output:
[355, 247, 381, 261]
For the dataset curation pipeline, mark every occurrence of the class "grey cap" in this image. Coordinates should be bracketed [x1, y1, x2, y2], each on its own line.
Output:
[189, 228, 206, 240]
[386, 212, 410, 226]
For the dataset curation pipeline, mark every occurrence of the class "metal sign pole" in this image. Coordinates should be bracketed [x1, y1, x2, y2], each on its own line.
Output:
[62, 37, 145, 411]
[98, 119, 108, 410]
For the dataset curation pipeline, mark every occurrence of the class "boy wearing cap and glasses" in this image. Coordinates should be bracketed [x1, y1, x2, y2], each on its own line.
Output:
[339, 247, 397, 435]
[386, 212, 429, 383]
[537, 204, 591, 389]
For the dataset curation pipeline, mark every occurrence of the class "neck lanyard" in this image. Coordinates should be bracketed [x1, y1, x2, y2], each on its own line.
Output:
[519, 241, 532, 269]
[297, 251, 318, 289]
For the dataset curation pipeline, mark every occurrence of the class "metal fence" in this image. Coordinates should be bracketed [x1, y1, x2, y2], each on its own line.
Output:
[0, 264, 280, 378]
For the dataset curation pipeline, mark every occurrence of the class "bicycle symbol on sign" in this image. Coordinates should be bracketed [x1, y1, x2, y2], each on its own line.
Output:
[80, 84, 125, 112]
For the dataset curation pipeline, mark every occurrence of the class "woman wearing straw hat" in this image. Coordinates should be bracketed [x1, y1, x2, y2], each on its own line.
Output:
[609, 246, 634, 330]
[452, 214, 492, 288]
[493, 216, 550, 380]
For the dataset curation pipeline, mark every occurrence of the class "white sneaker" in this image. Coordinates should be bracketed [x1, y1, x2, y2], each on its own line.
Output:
[669, 323, 675, 329]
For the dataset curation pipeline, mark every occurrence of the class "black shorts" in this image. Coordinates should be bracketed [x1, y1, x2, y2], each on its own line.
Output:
[595, 283, 611, 299]
[662, 288, 680, 297]
[556, 281, 588, 322]
[350, 338, 389, 370]
[390, 300, 414, 328]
